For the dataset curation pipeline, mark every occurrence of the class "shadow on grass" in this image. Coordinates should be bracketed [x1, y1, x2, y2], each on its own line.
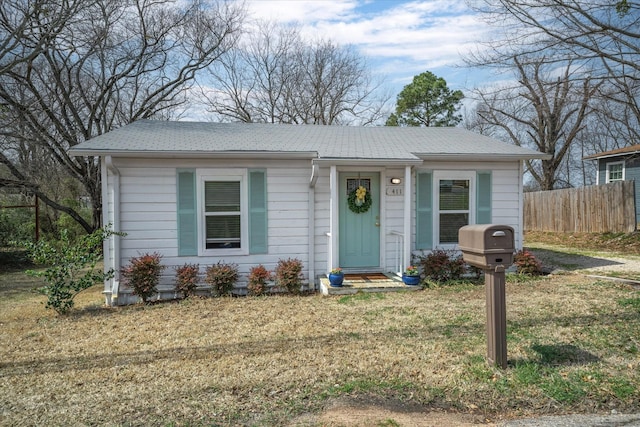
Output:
[530, 343, 601, 366]
[0, 248, 33, 272]
[527, 247, 624, 272]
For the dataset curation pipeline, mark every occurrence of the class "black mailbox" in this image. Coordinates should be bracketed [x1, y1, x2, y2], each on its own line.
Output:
[458, 224, 515, 269]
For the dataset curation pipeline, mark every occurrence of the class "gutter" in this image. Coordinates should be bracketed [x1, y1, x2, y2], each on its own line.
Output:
[68, 149, 319, 160]
[312, 158, 424, 167]
[415, 153, 552, 161]
[583, 151, 640, 161]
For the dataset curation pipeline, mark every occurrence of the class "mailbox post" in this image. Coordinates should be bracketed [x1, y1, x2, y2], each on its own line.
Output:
[458, 224, 515, 369]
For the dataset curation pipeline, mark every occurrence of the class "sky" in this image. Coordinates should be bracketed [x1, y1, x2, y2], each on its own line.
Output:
[243, 0, 499, 98]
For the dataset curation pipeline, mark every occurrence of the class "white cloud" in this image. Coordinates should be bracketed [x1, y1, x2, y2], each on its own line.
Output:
[245, 0, 360, 25]
[242, 0, 496, 93]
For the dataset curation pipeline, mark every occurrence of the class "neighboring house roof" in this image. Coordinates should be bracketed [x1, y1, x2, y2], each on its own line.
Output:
[69, 120, 548, 162]
[584, 144, 640, 160]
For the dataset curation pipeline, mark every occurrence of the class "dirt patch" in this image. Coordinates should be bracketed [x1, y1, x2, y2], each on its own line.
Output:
[524, 231, 640, 256]
[295, 396, 494, 426]
[529, 247, 640, 274]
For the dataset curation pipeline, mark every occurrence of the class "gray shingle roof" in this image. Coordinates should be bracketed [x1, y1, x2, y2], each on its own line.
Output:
[69, 120, 547, 161]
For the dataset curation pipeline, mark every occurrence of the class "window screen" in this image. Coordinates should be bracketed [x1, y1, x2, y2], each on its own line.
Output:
[204, 181, 241, 249]
[439, 179, 470, 244]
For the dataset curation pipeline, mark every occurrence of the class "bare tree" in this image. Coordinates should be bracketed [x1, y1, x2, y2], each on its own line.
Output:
[467, 0, 640, 148]
[0, 0, 82, 75]
[465, 0, 640, 189]
[203, 22, 388, 125]
[470, 57, 601, 190]
[0, 0, 245, 233]
[468, 1, 640, 73]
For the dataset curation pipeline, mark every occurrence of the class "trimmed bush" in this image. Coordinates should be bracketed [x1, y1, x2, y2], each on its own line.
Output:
[205, 261, 238, 296]
[175, 263, 200, 299]
[514, 249, 543, 276]
[121, 252, 165, 303]
[247, 264, 272, 296]
[416, 249, 465, 283]
[275, 258, 303, 294]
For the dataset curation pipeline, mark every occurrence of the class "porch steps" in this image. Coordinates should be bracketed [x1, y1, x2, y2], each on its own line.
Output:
[319, 272, 422, 295]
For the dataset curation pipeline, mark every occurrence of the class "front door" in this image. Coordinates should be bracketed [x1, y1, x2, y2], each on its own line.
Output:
[339, 172, 380, 268]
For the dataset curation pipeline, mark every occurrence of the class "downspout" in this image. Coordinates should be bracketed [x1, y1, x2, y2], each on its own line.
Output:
[309, 162, 319, 289]
[517, 160, 524, 250]
[105, 155, 121, 305]
[403, 165, 412, 271]
[330, 165, 338, 273]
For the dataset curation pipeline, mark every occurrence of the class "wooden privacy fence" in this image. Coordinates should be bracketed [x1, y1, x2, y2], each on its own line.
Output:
[524, 181, 636, 233]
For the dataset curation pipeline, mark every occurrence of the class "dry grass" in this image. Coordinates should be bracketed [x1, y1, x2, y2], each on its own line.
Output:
[1, 262, 639, 426]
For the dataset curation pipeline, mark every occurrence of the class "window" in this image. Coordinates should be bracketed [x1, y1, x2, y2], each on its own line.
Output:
[177, 169, 267, 256]
[204, 181, 241, 249]
[439, 179, 470, 244]
[416, 170, 491, 250]
[606, 161, 624, 183]
[197, 170, 247, 255]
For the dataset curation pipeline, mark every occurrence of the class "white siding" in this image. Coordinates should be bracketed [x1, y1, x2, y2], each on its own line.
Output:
[417, 161, 524, 250]
[104, 156, 525, 304]
[109, 157, 312, 302]
[313, 171, 330, 276]
[383, 168, 406, 273]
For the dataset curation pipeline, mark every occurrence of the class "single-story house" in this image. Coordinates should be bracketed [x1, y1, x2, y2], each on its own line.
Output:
[69, 120, 547, 305]
[584, 144, 640, 226]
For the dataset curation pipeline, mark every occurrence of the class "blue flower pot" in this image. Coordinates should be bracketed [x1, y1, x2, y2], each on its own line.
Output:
[328, 273, 344, 287]
[402, 274, 420, 286]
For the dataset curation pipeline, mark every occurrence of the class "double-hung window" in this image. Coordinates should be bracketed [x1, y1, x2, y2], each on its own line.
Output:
[438, 179, 471, 244]
[198, 170, 247, 255]
[606, 161, 624, 183]
[433, 171, 476, 248]
[204, 181, 241, 249]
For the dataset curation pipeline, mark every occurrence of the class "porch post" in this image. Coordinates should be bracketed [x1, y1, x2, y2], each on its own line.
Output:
[330, 165, 338, 271]
[403, 165, 412, 270]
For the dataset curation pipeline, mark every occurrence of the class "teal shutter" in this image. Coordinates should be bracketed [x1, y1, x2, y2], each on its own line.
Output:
[177, 169, 197, 256]
[476, 171, 492, 224]
[416, 171, 433, 250]
[248, 169, 268, 254]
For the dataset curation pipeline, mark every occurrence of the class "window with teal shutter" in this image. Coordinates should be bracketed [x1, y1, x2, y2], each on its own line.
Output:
[177, 169, 197, 256]
[416, 171, 433, 250]
[248, 169, 268, 254]
[476, 171, 492, 224]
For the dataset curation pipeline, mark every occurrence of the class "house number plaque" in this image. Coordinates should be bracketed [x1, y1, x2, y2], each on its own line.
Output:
[386, 187, 403, 196]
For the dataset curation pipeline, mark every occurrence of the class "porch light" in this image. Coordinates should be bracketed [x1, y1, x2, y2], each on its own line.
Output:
[390, 177, 402, 185]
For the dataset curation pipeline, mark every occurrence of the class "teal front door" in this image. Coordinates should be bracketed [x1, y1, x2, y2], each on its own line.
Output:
[339, 172, 380, 268]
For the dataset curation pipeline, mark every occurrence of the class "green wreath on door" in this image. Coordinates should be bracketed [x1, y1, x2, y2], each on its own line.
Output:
[347, 185, 372, 214]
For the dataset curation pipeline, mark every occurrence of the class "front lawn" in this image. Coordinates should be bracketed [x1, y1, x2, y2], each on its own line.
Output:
[1, 268, 638, 425]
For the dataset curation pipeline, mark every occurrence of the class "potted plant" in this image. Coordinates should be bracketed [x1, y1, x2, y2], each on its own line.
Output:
[328, 267, 344, 287]
[402, 265, 420, 286]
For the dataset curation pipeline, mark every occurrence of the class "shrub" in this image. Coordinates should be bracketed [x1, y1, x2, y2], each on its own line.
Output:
[514, 249, 543, 276]
[416, 249, 465, 283]
[121, 252, 165, 303]
[25, 227, 121, 315]
[247, 264, 272, 296]
[205, 261, 239, 296]
[175, 263, 200, 299]
[275, 257, 304, 294]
